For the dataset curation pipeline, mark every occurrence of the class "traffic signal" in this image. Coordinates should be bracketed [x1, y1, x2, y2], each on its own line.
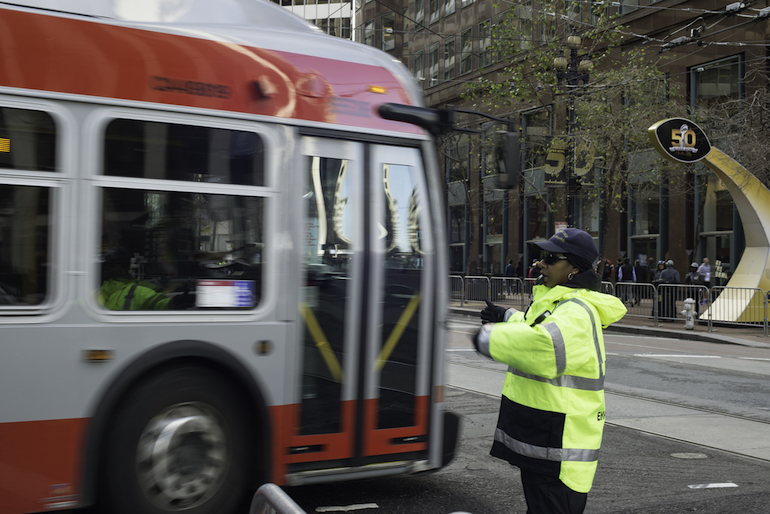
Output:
[495, 131, 520, 189]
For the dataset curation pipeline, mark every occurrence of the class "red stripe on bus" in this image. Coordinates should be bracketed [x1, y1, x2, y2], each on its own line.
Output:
[271, 397, 429, 483]
[270, 401, 356, 484]
[0, 9, 420, 134]
[0, 418, 87, 514]
[363, 396, 429, 456]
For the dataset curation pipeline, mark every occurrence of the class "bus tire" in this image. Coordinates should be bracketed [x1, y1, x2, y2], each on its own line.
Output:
[100, 365, 253, 514]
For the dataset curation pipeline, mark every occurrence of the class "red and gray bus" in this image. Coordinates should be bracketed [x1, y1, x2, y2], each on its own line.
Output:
[0, 2, 457, 513]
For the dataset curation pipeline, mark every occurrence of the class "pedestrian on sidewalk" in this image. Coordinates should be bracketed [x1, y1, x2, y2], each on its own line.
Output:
[634, 258, 648, 284]
[617, 257, 637, 307]
[473, 228, 626, 514]
[684, 262, 702, 316]
[651, 260, 666, 282]
[698, 257, 712, 304]
[657, 260, 680, 320]
[505, 260, 515, 295]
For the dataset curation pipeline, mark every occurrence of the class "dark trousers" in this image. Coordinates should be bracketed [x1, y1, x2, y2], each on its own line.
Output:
[521, 471, 588, 514]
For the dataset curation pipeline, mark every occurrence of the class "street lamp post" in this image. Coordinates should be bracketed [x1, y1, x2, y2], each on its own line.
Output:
[553, 31, 592, 228]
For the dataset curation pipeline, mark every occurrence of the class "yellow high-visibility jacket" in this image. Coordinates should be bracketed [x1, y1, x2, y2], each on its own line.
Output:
[98, 277, 172, 310]
[476, 275, 626, 493]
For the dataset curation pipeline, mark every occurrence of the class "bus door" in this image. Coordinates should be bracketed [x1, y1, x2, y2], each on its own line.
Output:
[291, 136, 434, 472]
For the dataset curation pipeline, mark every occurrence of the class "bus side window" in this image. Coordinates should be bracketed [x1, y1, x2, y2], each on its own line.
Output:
[0, 107, 57, 308]
[98, 119, 266, 311]
[0, 185, 51, 306]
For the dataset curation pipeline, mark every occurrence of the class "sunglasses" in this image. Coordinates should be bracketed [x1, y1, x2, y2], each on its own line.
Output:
[541, 253, 569, 265]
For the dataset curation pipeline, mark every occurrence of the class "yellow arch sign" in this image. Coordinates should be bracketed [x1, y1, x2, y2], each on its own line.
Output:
[649, 118, 770, 322]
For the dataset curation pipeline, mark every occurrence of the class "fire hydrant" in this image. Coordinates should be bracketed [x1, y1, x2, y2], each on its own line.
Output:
[681, 297, 696, 330]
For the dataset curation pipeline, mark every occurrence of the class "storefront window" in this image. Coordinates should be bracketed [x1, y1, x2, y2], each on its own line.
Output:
[479, 20, 492, 67]
[522, 108, 551, 170]
[429, 0, 439, 24]
[631, 182, 660, 236]
[444, 37, 455, 81]
[449, 204, 465, 244]
[693, 56, 741, 109]
[413, 51, 424, 89]
[527, 197, 548, 241]
[519, 1, 533, 50]
[575, 189, 599, 236]
[381, 12, 395, 50]
[699, 172, 735, 283]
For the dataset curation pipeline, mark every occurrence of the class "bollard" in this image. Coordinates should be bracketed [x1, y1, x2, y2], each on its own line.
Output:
[681, 297, 696, 330]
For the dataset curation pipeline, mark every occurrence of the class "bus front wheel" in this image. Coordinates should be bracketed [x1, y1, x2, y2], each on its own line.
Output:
[100, 365, 253, 514]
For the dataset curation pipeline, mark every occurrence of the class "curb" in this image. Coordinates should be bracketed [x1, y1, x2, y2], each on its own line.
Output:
[449, 306, 770, 349]
[604, 323, 770, 349]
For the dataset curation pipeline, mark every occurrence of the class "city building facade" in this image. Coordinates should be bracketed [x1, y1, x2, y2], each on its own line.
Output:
[272, 0, 354, 39]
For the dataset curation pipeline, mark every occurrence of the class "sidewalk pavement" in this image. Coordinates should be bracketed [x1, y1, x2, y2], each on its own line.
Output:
[449, 301, 770, 349]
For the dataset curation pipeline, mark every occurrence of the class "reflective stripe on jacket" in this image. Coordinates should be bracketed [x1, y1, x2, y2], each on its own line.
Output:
[481, 283, 626, 493]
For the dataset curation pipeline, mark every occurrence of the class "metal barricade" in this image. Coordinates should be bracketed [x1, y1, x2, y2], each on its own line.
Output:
[449, 275, 464, 306]
[600, 281, 615, 296]
[445, 272, 769, 335]
[522, 278, 538, 309]
[708, 286, 769, 335]
[656, 284, 710, 326]
[463, 275, 490, 304]
[490, 277, 525, 308]
[616, 283, 655, 319]
[250, 483, 306, 514]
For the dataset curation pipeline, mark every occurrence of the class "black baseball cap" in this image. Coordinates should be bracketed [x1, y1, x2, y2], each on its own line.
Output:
[534, 228, 598, 271]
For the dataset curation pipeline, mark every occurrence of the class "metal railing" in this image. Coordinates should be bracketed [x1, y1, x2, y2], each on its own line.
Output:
[600, 281, 615, 296]
[490, 277, 527, 310]
[656, 284, 710, 327]
[465, 275, 492, 304]
[708, 286, 769, 336]
[250, 483, 474, 514]
[615, 283, 656, 318]
[250, 483, 306, 514]
[448, 275, 769, 336]
[449, 275, 464, 305]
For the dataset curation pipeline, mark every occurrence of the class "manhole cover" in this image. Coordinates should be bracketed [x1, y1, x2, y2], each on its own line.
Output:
[671, 452, 709, 459]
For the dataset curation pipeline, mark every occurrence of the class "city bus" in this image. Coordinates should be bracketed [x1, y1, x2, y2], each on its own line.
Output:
[0, 2, 458, 513]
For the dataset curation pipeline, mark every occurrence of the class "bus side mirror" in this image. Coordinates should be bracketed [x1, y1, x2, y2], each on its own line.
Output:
[495, 132, 520, 189]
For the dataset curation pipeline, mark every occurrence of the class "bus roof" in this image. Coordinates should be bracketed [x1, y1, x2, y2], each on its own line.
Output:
[0, 0, 424, 134]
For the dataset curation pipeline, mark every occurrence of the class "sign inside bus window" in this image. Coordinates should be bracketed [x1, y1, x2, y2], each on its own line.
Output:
[196, 280, 254, 307]
[0, 138, 9, 152]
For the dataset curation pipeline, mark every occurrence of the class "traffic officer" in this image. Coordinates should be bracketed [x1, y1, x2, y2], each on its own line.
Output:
[473, 228, 626, 514]
[98, 247, 192, 310]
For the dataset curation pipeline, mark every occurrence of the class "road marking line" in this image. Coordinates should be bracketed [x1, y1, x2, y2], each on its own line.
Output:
[446, 348, 476, 352]
[633, 354, 720, 358]
[316, 504, 379, 512]
[738, 357, 770, 361]
[687, 483, 738, 489]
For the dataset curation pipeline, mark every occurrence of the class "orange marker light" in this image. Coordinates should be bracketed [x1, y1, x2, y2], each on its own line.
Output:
[82, 349, 115, 362]
[368, 85, 387, 94]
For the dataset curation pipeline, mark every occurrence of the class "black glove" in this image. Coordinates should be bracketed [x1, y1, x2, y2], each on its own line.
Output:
[480, 300, 507, 324]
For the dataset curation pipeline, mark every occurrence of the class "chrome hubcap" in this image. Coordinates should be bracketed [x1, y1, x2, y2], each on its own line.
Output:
[136, 403, 227, 510]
